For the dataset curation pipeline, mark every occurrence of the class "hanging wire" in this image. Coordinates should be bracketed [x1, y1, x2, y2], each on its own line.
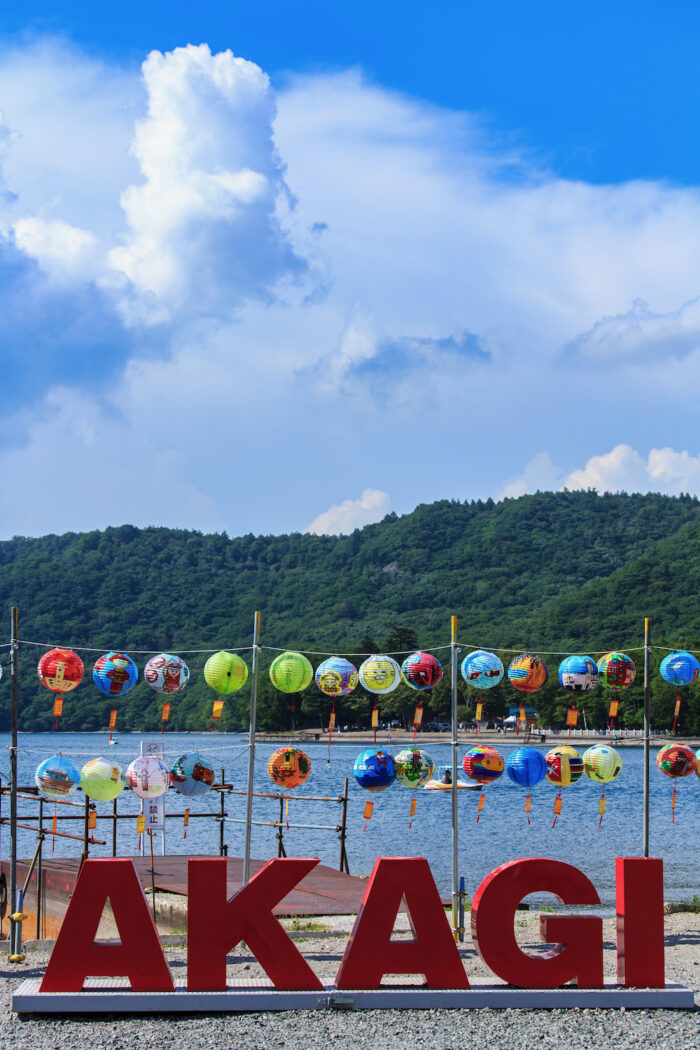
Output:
[457, 640, 648, 656]
[17, 639, 255, 655]
[260, 644, 452, 657]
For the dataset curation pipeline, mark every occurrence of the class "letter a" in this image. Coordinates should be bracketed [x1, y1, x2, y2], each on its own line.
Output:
[41, 859, 173, 992]
[335, 857, 469, 989]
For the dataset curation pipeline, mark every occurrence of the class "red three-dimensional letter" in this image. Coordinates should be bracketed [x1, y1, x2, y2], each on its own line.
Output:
[471, 858, 603, 988]
[616, 857, 664, 987]
[335, 857, 469, 989]
[187, 858, 324, 990]
[40, 859, 173, 992]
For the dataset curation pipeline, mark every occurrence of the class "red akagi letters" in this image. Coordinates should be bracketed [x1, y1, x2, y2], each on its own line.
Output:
[39, 855, 665, 993]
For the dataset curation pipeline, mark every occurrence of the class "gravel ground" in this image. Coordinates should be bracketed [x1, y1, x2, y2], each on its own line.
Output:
[0, 912, 697, 1050]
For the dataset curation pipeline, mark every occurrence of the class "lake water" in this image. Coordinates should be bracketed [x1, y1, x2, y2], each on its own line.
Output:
[1, 732, 698, 905]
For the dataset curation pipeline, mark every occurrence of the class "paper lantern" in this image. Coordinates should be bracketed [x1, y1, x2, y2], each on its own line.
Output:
[359, 655, 401, 694]
[597, 652, 636, 690]
[315, 657, 358, 696]
[80, 758, 126, 802]
[93, 652, 138, 696]
[506, 747, 547, 787]
[170, 752, 215, 796]
[545, 745, 583, 786]
[558, 655, 598, 693]
[394, 747, 434, 787]
[656, 743, 697, 779]
[462, 745, 504, 784]
[696, 748, 700, 778]
[401, 651, 443, 691]
[144, 653, 190, 694]
[507, 654, 549, 694]
[583, 745, 622, 783]
[35, 754, 81, 800]
[204, 651, 248, 694]
[269, 651, 313, 693]
[125, 756, 170, 799]
[37, 648, 84, 693]
[353, 748, 395, 791]
[267, 747, 311, 788]
[460, 650, 504, 689]
[659, 651, 700, 687]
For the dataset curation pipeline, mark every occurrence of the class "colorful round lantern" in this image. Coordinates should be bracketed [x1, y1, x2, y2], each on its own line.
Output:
[505, 747, 547, 787]
[37, 648, 84, 693]
[696, 748, 700, 778]
[35, 754, 81, 800]
[359, 655, 401, 694]
[80, 758, 126, 802]
[462, 745, 505, 784]
[93, 652, 138, 696]
[269, 651, 314, 693]
[558, 655, 598, 693]
[353, 749, 395, 791]
[144, 653, 189, 694]
[597, 652, 636, 690]
[204, 651, 248, 694]
[656, 743, 697, 779]
[659, 651, 700, 687]
[401, 652, 443, 691]
[460, 650, 504, 689]
[583, 745, 622, 783]
[545, 745, 584, 786]
[125, 756, 170, 799]
[315, 657, 358, 696]
[170, 752, 215, 796]
[267, 748, 311, 788]
[394, 747, 434, 787]
[507, 654, 549, 694]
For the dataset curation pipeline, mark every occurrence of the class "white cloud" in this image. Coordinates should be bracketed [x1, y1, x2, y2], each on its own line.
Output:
[305, 489, 392, 535]
[108, 44, 304, 322]
[12, 217, 98, 280]
[564, 296, 700, 363]
[500, 452, 563, 499]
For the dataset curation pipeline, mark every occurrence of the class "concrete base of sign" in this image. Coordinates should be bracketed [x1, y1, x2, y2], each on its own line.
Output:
[12, 979, 695, 1013]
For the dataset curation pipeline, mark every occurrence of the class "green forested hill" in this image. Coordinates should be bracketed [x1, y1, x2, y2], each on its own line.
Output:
[2, 490, 700, 734]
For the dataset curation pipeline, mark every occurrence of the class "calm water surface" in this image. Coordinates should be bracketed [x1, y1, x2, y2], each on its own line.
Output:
[1, 732, 698, 905]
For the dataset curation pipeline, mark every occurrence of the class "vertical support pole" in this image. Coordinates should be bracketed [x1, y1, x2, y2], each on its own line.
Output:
[339, 777, 349, 873]
[36, 797, 43, 940]
[219, 769, 226, 857]
[277, 796, 284, 858]
[112, 797, 118, 857]
[80, 796, 90, 870]
[643, 616, 651, 858]
[450, 614, 459, 940]
[243, 610, 261, 885]
[9, 606, 18, 958]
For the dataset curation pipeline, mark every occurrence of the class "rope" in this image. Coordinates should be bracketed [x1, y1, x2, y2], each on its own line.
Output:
[17, 640, 255, 655]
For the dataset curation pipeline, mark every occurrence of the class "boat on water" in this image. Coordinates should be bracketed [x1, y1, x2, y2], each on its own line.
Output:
[423, 766, 482, 791]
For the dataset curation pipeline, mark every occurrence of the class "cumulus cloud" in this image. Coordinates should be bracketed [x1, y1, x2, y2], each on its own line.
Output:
[13, 217, 98, 281]
[563, 297, 700, 363]
[500, 452, 563, 499]
[563, 445, 700, 496]
[305, 489, 392, 535]
[108, 44, 305, 322]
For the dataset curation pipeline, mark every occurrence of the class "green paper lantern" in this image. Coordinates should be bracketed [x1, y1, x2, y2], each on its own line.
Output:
[80, 758, 126, 802]
[204, 651, 248, 694]
[269, 651, 313, 694]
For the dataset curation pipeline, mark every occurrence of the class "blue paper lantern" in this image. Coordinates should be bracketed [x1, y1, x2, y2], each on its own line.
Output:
[170, 752, 215, 796]
[353, 748, 395, 791]
[35, 754, 81, 800]
[558, 655, 599, 693]
[659, 650, 700, 688]
[461, 650, 504, 689]
[93, 651, 139, 696]
[505, 747, 547, 787]
[315, 657, 358, 697]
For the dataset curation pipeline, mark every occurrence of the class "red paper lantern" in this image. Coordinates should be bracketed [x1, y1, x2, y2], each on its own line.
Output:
[37, 648, 84, 693]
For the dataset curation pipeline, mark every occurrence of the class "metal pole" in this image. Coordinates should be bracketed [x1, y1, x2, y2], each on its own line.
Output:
[9, 607, 18, 958]
[450, 614, 460, 940]
[339, 777, 349, 873]
[112, 797, 118, 857]
[36, 797, 43, 940]
[243, 611, 261, 885]
[643, 616, 651, 857]
[219, 770, 226, 857]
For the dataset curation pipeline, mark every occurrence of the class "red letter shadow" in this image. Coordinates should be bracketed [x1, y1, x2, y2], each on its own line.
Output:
[471, 858, 603, 988]
[40, 858, 173, 992]
[187, 858, 323, 991]
[336, 857, 469, 989]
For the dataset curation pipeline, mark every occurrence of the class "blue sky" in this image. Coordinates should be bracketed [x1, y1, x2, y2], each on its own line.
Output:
[2, 4, 700, 537]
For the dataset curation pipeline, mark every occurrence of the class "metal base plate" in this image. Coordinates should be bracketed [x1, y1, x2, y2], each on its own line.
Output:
[12, 979, 695, 1013]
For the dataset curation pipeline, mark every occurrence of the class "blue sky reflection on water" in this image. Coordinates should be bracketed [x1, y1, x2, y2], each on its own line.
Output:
[1, 733, 698, 906]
